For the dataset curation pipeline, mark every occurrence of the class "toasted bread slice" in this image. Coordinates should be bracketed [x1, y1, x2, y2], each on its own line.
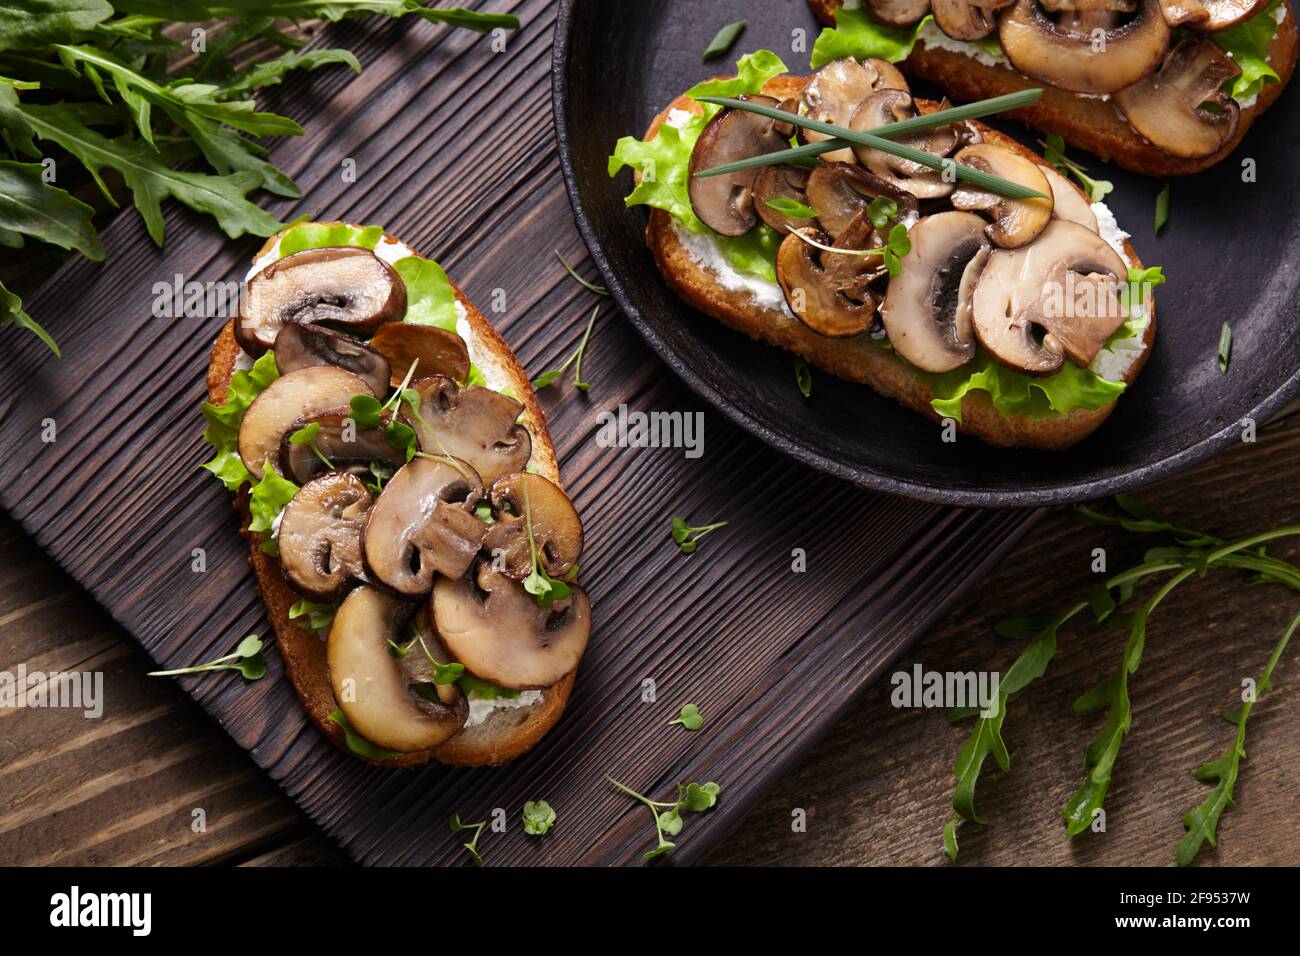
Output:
[206, 224, 575, 767]
[643, 77, 1155, 450]
[807, 0, 1298, 176]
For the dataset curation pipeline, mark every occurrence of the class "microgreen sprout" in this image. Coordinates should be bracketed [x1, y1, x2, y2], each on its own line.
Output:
[670, 515, 729, 555]
[763, 197, 818, 219]
[449, 813, 487, 866]
[533, 305, 598, 391]
[521, 478, 571, 607]
[148, 634, 265, 680]
[1039, 133, 1113, 203]
[523, 800, 557, 836]
[289, 422, 334, 469]
[606, 776, 721, 860]
[790, 223, 910, 277]
[416, 634, 465, 684]
[289, 599, 334, 633]
[554, 249, 609, 296]
[669, 703, 704, 731]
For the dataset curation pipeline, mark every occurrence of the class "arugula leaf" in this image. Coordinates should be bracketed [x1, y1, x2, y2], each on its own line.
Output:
[1177, 610, 1300, 866]
[221, 47, 360, 98]
[115, 1, 519, 31]
[0, 160, 104, 260]
[942, 820, 959, 862]
[200, 350, 278, 490]
[328, 708, 401, 761]
[0, 279, 59, 356]
[21, 102, 285, 245]
[1211, 1, 1283, 102]
[522, 800, 557, 836]
[0, 0, 113, 52]
[0, 84, 40, 158]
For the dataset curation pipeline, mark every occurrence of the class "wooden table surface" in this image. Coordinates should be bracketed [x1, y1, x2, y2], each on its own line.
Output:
[4, 399, 1297, 867]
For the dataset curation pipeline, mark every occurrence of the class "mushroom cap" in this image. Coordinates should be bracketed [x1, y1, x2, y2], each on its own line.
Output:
[402, 375, 532, 486]
[804, 161, 918, 242]
[776, 220, 886, 338]
[362, 456, 487, 597]
[950, 144, 1054, 248]
[687, 95, 790, 236]
[798, 57, 910, 164]
[972, 219, 1130, 375]
[369, 322, 471, 388]
[277, 472, 371, 602]
[433, 564, 591, 690]
[1194, 0, 1271, 29]
[880, 211, 990, 373]
[273, 322, 390, 397]
[277, 408, 406, 485]
[1156, 0, 1211, 25]
[1114, 37, 1242, 159]
[753, 164, 814, 235]
[849, 90, 962, 199]
[999, 0, 1171, 94]
[481, 472, 583, 582]
[1040, 164, 1099, 233]
[237, 246, 406, 354]
[933, 0, 1016, 41]
[238, 366, 374, 480]
[868, 0, 934, 26]
[327, 586, 467, 753]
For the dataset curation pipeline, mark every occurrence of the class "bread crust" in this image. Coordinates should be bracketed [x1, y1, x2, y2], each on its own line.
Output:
[643, 77, 1155, 451]
[206, 225, 575, 768]
[807, 0, 1297, 176]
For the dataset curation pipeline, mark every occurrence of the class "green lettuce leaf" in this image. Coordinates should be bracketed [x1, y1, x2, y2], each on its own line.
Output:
[200, 350, 278, 490]
[248, 465, 299, 543]
[394, 256, 458, 331]
[927, 352, 1126, 423]
[608, 50, 788, 282]
[812, 8, 933, 68]
[1211, 1, 1283, 103]
[276, 220, 384, 255]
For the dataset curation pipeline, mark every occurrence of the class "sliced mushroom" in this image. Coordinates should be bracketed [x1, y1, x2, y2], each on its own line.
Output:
[328, 586, 467, 752]
[237, 247, 406, 354]
[868, 0, 933, 25]
[933, 0, 1017, 41]
[1040, 164, 1099, 232]
[1156, 0, 1209, 25]
[481, 473, 583, 582]
[278, 473, 371, 601]
[850, 91, 961, 199]
[369, 322, 471, 388]
[804, 162, 919, 242]
[238, 366, 373, 480]
[798, 57, 909, 164]
[1114, 37, 1241, 159]
[273, 322, 390, 397]
[277, 408, 406, 485]
[362, 457, 487, 596]
[879, 212, 989, 373]
[999, 0, 1171, 94]
[434, 564, 591, 690]
[971, 219, 1130, 375]
[1194, 0, 1269, 28]
[950, 144, 1054, 248]
[753, 165, 814, 235]
[688, 95, 790, 236]
[1041, 0, 1136, 11]
[401, 376, 531, 485]
[776, 216, 887, 338]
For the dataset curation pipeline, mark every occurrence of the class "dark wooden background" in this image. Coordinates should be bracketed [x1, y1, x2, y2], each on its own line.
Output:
[2, 2, 1298, 867]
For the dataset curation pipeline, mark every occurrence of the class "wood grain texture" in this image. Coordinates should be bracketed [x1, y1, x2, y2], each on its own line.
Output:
[0, 1, 1038, 866]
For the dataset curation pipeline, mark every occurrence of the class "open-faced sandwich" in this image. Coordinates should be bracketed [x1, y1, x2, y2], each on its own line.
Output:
[201, 221, 590, 766]
[806, 0, 1297, 174]
[609, 51, 1161, 450]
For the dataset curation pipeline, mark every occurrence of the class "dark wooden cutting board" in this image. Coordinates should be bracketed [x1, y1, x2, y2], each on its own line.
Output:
[0, 1, 1040, 865]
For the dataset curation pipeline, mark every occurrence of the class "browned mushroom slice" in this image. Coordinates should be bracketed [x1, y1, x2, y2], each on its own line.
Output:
[1040, 165, 1099, 233]
[950, 144, 1054, 248]
[236, 247, 406, 354]
[402, 376, 531, 485]
[687, 95, 791, 236]
[273, 322, 390, 396]
[362, 456, 487, 596]
[753, 165, 814, 235]
[804, 162, 918, 242]
[1194, 0, 1269, 28]
[278, 409, 406, 485]
[971, 220, 1129, 375]
[238, 366, 373, 480]
[999, 0, 1170, 94]
[776, 215, 887, 338]
[328, 586, 467, 752]
[1040, 0, 1136, 10]
[369, 322, 471, 388]
[798, 57, 910, 164]
[434, 564, 591, 690]
[868, 0, 933, 26]
[849, 91, 962, 200]
[1114, 37, 1242, 159]
[1156, 0, 1210, 24]
[278, 473, 371, 601]
[880, 212, 989, 373]
[481, 473, 583, 582]
[933, 0, 1017, 40]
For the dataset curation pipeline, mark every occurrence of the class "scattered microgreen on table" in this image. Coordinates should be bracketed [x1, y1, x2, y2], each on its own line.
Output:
[606, 776, 720, 860]
[670, 515, 728, 555]
[532, 304, 598, 392]
[449, 813, 487, 866]
[554, 248, 608, 296]
[669, 703, 704, 731]
[147, 634, 265, 680]
[522, 800, 557, 836]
